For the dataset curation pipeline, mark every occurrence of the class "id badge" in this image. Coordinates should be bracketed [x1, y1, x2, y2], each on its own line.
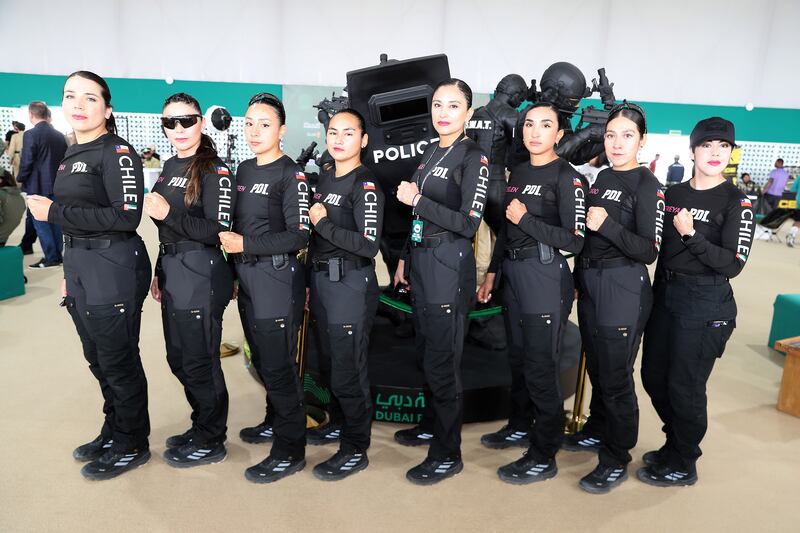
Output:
[411, 219, 424, 243]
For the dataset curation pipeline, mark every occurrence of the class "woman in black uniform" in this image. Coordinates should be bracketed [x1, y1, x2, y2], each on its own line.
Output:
[476, 103, 586, 483]
[27, 71, 151, 480]
[569, 102, 664, 494]
[394, 79, 489, 485]
[143, 93, 236, 468]
[307, 108, 384, 481]
[638, 117, 753, 487]
[218, 92, 310, 482]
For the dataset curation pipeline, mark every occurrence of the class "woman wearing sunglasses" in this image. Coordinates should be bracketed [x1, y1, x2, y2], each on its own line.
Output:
[26, 71, 151, 480]
[143, 92, 236, 468]
[217, 93, 310, 483]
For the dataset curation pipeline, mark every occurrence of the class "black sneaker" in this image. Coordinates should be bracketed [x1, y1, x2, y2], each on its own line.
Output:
[239, 422, 274, 444]
[80, 448, 151, 480]
[394, 426, 434, 447]
[636, 465, 698, 487]
[73, 435, 113, 462]
[579, 464, 628, 494]
[163, 441, 227, 468]
[562, 431, 602, 452]
[480, 425, 529, 449]
[642, 449, 664, 467]
[497, 454, 557, 485]
[165, 428, 194, 449]
[28, 258, 62, 269]
[306, 423, 342, 446]
[313, 450, 369, 481]
[245, 455, 306, 483]
[406, 456, 463, 485]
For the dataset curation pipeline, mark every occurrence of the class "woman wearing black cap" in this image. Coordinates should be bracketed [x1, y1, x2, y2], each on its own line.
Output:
[637, 117, 754, 487]
[567, 101, 664, 494]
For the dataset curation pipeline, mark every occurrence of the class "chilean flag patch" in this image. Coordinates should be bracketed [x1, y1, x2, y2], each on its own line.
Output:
[115, 145, 129, 154]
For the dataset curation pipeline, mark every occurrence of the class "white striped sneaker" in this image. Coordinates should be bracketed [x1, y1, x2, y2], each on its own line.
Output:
[579, 464, 629, 494]
[80, 448, 151, 480]
[245, 455, 306, 483]
[480, 424, 529, 450]
[313, 450, 369, 481]
[406, 456, 464, 485]
[497, 454, 558, 484]
[562, 431, 602, 452]
[239, 422, 275, 444]
[163, 441, 227, 468]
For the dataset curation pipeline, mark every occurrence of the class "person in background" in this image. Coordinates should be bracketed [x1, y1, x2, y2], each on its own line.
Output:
[0, 171, 25, 246]
[142, 146, 161, 169]
[787, 177, 799, 248]
[761, 158, 790, 212]
[649, 153, 660, 173]
[6, 121, 25, 177]
[17, 101, 67, 268]
[666, 155, 685, 186]
[6, 121, 37, 254]
[737, 172, 758, 196]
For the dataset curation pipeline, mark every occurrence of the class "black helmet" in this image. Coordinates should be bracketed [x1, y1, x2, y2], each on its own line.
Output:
[539, 62, 590, 113]
[495, 74, 528, 108]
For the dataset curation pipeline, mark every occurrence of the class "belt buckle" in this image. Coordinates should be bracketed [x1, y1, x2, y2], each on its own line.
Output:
[508, 248, 518, 261]
[63, 235, 73, 247]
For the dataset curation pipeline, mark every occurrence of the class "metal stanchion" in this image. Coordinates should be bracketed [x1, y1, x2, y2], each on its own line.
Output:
[564, 348, 588, 435]
[296, 308, 310, 377]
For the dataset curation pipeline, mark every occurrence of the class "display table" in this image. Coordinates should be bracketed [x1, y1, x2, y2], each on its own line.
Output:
[0, 246, 25, 300]
[768, 294, 800, 349]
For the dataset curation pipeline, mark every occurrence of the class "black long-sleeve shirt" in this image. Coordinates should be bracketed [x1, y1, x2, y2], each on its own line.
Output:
[583, 166, 664, 264]
[411, 137, 489, 238]
[489, 158, 586, 272]
[49, 133, 143, 237]
[658, 180, 754, 278]
[309, 165, 384, 261]
[232, 155, 309, 255]
[151, 155, 236, 245]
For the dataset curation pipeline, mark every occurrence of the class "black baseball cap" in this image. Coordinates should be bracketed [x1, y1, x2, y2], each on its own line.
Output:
[690, 117, 736, 148]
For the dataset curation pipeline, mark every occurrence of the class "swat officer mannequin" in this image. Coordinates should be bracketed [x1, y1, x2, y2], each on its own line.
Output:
[466, 74, 527, 236]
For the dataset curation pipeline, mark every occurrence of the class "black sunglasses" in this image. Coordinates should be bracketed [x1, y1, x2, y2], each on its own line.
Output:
[161, 114, 201, 129]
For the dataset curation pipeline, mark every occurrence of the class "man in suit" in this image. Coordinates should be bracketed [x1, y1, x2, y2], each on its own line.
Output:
[17, 101, 67, 268]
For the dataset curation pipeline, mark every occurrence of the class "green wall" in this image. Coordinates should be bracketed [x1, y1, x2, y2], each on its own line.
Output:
[1, 72, 797, 143]
[0, 72, 281, 116]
